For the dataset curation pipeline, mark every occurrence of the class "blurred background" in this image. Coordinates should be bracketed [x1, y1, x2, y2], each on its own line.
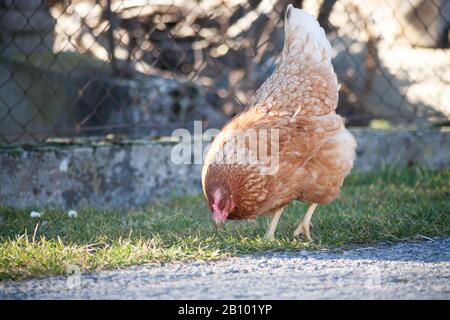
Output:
[0, 0, 449, 145]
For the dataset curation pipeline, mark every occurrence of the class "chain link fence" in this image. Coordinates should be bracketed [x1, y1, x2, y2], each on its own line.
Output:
[0, 0, 449, 145]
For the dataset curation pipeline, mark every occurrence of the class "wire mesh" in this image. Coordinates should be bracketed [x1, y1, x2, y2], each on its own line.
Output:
[0, 0, 449, 145]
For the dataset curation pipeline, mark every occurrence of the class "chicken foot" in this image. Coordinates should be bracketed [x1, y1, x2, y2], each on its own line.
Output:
[264, 207, 284, 240]
[293, 203, 318, 241]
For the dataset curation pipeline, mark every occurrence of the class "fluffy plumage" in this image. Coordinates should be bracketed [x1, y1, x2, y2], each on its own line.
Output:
[202, 5, 357, 239]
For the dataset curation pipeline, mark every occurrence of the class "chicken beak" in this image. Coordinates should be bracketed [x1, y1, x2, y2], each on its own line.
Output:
[212, 210, 227, 231]
[212, 215, 223, 231]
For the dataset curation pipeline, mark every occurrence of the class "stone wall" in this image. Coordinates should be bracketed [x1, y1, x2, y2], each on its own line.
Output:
[0, 129, 449, 209]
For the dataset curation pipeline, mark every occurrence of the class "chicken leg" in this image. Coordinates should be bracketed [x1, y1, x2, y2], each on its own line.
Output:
[265, 207, 284, 240]
[293, 203, 318, 241]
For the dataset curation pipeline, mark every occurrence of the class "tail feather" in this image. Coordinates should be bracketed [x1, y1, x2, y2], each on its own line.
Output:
[285, 5, 332, 63]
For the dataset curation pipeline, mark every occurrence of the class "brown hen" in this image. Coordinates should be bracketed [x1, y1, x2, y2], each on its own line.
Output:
[201, 4, 357, 240]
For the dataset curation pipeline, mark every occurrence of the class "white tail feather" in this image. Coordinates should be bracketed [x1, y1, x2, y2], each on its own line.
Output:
[285, 5, 332, 63]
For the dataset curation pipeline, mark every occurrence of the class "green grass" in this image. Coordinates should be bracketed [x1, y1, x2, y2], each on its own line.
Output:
[1, 167, 449, 280]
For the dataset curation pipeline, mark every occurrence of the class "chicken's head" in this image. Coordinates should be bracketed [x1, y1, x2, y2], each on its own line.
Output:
[209, 187, 235, 230]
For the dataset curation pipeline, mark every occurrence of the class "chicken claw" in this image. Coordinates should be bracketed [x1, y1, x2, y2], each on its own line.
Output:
[293, 203, 318, 241]
[264, 208, 284, 240]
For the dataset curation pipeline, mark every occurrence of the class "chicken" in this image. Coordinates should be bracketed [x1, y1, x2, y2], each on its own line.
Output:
[201, 4, 357, 241]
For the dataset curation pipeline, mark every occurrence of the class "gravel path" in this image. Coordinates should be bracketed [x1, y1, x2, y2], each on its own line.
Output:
[1, 238, 450, 299]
